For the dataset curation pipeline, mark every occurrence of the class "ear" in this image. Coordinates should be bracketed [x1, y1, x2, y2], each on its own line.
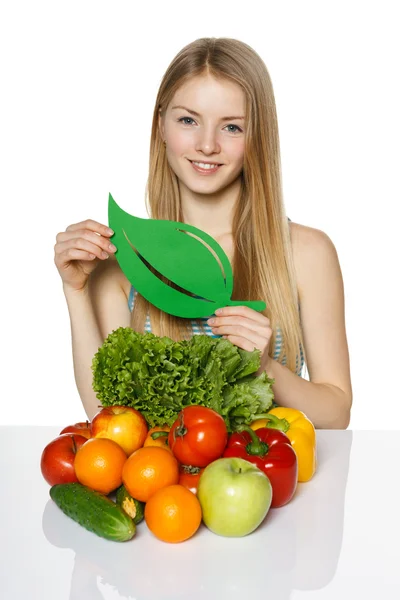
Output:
[158, 108, 165, 142]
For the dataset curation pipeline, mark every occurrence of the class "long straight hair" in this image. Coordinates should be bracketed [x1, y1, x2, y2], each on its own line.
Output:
[130, 37, 305, 373]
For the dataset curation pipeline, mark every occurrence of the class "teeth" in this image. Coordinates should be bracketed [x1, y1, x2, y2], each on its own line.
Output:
[192, 161, 220, 170]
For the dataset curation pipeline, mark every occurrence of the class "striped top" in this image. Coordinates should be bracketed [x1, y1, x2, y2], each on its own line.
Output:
[128, 286, 304, 376]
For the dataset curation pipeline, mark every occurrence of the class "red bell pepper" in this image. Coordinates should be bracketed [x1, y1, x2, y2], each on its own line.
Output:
[223, 426, 298, 508]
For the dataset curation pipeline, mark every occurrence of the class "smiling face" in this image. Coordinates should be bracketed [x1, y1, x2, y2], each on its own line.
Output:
[159, 74, 246, 197]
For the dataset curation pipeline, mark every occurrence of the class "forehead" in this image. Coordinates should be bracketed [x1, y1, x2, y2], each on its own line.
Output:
[170, 74, 245, 114]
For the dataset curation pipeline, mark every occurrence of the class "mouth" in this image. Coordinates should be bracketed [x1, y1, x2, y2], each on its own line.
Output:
[188, 159, 224, 174]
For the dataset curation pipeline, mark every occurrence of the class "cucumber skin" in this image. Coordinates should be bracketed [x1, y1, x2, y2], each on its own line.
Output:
[50, 483, 136, 542]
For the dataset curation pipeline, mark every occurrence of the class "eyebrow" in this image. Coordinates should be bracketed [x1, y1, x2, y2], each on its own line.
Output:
[171, 105, 244, 121]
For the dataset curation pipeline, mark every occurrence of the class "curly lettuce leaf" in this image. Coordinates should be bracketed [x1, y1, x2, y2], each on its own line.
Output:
[91, 328, 275, 429]
[221, 371, 275, 431]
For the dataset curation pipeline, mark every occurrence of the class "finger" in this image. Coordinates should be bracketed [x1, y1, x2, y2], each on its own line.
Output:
[56, 230, 116, 254]
[54, 238, 111, 260]
[55, 248, 98, 264]
[215, 305, 269, 326]
[213, 325, 268, 351]
[209, 315, 271, 336]
[65, 220, 113, 237]
[223, 335, 261, 353]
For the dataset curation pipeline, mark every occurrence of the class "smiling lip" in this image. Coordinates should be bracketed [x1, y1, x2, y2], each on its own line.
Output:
[189, 159, 223, 175]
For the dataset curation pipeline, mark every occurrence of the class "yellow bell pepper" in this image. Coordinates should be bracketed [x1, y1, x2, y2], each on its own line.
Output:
[250, 407, 316, 482]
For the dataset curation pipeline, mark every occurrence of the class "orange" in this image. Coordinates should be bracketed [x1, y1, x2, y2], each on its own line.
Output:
[74, 437, 127, 494]
[122, 446, 179, 502]
[143, 426, 171, 452]
[145, 484, 202, 543]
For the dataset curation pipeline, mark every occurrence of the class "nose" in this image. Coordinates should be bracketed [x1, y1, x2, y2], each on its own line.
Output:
[195, 126, 221, 156]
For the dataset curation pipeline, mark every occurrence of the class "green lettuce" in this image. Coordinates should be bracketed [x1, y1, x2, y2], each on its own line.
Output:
[91, 327, 274, 431]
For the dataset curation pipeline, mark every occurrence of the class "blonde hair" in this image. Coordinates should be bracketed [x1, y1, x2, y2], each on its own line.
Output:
[130, 37, 305, 373]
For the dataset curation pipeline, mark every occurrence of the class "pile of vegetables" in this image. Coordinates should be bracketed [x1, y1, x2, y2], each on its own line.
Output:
[91, 327, 275, 432]
[43, 328, 318, 543]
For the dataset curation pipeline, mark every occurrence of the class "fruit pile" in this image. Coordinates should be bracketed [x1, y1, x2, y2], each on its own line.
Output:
[41, 405, 316, 543]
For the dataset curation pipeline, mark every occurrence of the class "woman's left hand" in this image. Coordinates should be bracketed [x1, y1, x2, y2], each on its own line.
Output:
[207, 306, 273, 372]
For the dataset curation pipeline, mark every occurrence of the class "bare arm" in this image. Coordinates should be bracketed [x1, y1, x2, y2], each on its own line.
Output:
[64, 285, 105, 420]
[64, 256, 131, 420]
[265, 225, 353, 429]
[209, 224, 352, 429]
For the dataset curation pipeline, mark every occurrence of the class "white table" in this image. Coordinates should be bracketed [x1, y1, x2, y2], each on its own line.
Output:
[2, 427, 399, 599]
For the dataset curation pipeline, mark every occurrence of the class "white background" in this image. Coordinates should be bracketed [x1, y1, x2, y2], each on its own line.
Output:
[1, 1, 399, 427]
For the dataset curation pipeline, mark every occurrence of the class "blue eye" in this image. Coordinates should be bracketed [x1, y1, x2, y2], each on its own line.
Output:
[225, 124, 242, 133]
[178, 117, 195, 125]
[177, 117, 242, 133]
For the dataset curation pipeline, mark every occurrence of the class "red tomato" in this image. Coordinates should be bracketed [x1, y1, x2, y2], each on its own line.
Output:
[179, 465, 205, 495]
[168, 406, 228, 467]
[40, 433, 87, 486]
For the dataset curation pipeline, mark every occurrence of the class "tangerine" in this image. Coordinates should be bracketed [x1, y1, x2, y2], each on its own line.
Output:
[74, 437, 127, 494]
[122, 446, 179, 502]
[145, 484, 202, 543]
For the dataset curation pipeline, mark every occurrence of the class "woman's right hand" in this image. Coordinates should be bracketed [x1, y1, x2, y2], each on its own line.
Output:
[54, 219, 117, 292]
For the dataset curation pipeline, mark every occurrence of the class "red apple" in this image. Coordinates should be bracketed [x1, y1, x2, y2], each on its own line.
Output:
[59, 420, 91, 439]
[40, 433, 87, 486]
[91, 406, 148, 456]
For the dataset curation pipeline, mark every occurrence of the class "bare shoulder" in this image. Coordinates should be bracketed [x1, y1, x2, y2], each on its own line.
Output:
[289, 221, 337, 257]
[289, 221, 341, 297]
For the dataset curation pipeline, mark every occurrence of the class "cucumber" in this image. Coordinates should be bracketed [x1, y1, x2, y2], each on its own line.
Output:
[115, 484, 145, 524]
[50, 483, 136, 542]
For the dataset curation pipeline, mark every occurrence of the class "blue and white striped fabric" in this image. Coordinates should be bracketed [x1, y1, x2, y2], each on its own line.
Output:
[128, 286, 304, 376]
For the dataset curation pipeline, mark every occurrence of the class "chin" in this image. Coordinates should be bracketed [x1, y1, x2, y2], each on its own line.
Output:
[182, 173, 239, 196]
[187, 182, 225, 195]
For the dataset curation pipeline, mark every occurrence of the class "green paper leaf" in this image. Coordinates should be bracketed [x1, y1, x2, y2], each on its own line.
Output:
[108, 193, 266, 318]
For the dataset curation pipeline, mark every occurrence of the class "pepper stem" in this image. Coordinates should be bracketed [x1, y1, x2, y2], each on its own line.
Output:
[252, 413, 290, 433]
[236, 425, 269, 457]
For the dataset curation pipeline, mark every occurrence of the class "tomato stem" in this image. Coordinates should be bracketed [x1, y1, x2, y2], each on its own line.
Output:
[174, 412, 188, 439]
[181, 465, 201, 475]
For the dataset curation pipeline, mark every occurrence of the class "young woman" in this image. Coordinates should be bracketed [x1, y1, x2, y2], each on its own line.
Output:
[54, 38, 352, 428]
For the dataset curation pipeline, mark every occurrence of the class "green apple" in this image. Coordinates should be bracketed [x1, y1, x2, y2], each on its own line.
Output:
[197, 457, 272, 537]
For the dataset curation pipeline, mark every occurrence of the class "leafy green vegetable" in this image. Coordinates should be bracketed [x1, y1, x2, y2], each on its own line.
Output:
[91, 327, 275, 431]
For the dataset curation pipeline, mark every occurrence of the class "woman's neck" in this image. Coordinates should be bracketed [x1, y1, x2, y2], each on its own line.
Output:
[179, 177, 241, 239]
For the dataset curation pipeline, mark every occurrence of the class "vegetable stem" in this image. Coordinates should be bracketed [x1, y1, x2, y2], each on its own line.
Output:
[150, 431, 169, 440]
[236, 425, 269, 457]
[253, 413, 290, 433]
[174, 412, 188, 439]
[181, 465, 201, 475]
